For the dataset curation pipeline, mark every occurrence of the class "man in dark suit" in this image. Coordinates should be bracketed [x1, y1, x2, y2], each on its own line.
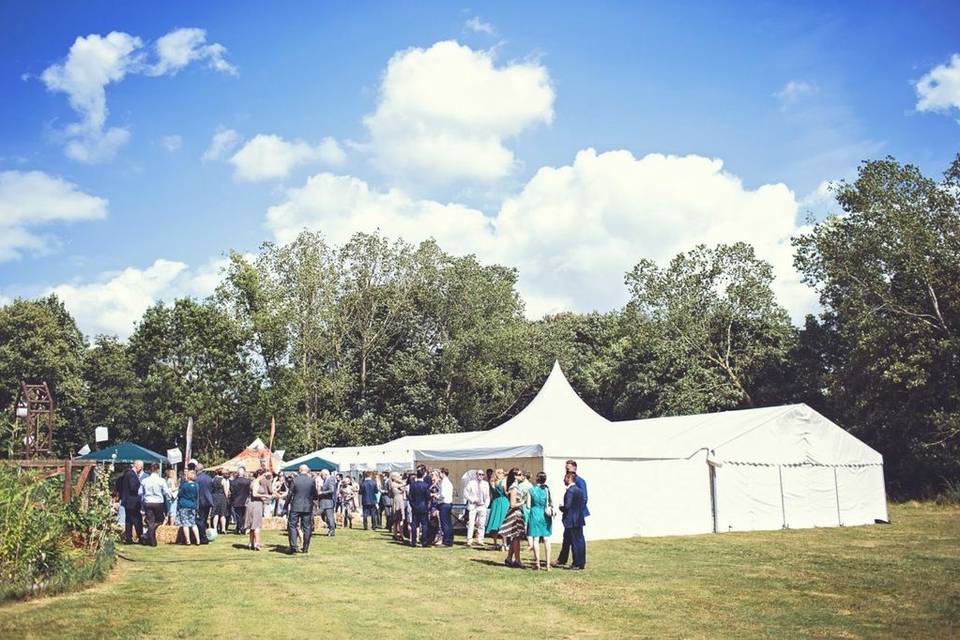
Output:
[359, 472, 379, 530]
[318, 469, 338, 536]
[195, 463, 214, 544]
[287, 465, 319, 554]
[560, 471, 586, 570]
[407, 468, 431, 547]
[120, 460, 144, 544]
[231, 466, 251, 534]
[556, 459, 589, 567]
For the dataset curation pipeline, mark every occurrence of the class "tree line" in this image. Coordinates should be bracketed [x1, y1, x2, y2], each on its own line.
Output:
[1, 154, 957, 498]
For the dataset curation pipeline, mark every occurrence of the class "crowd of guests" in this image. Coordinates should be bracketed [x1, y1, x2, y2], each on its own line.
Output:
[114, 457, 589, 571]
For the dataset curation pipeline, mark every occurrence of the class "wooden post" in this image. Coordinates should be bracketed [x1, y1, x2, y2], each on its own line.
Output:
[62, 459, 73, 502]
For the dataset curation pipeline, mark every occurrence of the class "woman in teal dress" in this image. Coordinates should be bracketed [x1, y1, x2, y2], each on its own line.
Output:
[527, 471, 553, 570]
[485, 468, 509, 549]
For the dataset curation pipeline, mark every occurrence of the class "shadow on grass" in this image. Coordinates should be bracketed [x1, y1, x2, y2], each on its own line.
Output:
[470, 558, 524, 569]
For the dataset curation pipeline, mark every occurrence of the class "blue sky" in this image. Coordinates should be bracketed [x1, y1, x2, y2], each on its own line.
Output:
[1, 1, 958, 337]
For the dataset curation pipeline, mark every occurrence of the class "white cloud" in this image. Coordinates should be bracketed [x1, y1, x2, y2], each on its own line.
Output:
[364, 40, 554, 184]
[49, 256, 228, 338]
[150, 27, 238, 76]
[916, 53, 960, 115]
[774, 80, 818, 109]
[40, 28, 235, 162]
[161, 134, 183, 152]
[0, 170, 108, 261]
[465, 17, 496, 35]
[202, 127, 242, 161]
[266, 173, 494, 258]
[229, 134, 346, 181]
[266, 150, 818, 323]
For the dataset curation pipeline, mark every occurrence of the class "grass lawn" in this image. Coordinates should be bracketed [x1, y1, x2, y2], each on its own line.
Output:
[0, 502, 957, 639]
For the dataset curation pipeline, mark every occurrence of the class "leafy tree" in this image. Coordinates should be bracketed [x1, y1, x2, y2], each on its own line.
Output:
[82, 336, 142, 446]
[625, 243, 794, 413]
[127, 299, 259, 460]
[0, 296, 87, 455]
[793, 154, 960, 496]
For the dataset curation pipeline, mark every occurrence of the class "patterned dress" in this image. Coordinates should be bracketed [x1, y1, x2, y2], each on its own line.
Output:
[497, 483, 528, 543]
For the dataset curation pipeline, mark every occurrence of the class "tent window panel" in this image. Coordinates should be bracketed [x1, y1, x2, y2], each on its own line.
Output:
[716, 465, 784, 532]
[781, 465, 840, 529]
[837, 466, 888, 526]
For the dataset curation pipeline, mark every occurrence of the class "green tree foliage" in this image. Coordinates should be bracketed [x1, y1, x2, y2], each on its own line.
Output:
[625, 243, 795, 414]
[218, 231, 537, 451]
[82, 336, 142, 444]
[127, 298, 258, 459]
[793, 154, 960, 496]
[0, 296, 87, 455]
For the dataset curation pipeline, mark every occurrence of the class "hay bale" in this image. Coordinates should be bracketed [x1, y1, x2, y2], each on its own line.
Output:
[155, 525, 180, 544]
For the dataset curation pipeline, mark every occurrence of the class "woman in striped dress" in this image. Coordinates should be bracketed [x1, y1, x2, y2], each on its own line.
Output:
[499, 468, 530, 568]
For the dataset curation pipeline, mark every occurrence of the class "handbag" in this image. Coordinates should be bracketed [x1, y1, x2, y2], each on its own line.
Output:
[544, 486, 555, 518]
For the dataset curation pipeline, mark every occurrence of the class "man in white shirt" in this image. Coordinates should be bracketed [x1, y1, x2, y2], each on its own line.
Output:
[463, 469, 490, 546]
[139, 462, 173, 546]
[438, 468, 455, 547]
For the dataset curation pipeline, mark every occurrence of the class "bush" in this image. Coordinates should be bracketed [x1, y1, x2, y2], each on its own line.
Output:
[0, 464, 115, 601]
[935, 478, 960, 505]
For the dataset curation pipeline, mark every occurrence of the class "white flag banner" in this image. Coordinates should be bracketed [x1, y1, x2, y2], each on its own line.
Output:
[166, 448, 183, 465]
[77, 444, 91, 456]
[94, 426, 108, 442]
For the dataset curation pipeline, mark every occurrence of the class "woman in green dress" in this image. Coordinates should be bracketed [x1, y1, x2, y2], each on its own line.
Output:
[527, 471, 554, 570]
[485, 468, 509, 549]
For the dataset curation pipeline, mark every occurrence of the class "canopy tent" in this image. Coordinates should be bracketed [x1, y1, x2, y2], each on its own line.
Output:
[281, 455, 337, 472]
[284, 431, 481, 473]
[209, 437, 283, 473]
[78, 441, 169, 465]
[414, 361, 888, 541]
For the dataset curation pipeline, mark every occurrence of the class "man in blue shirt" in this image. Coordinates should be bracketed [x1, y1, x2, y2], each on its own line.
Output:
[139, 462, 173, 546]
[407, 468, 431, 547]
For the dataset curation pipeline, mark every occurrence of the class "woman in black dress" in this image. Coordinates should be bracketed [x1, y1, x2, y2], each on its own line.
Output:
[210, 468, 230, 533]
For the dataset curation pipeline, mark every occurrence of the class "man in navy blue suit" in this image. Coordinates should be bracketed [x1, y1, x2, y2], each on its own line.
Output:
[360, 472, 380, 530]
[407, 468, 431, 547]
[556, 459, 588, 567]
[560, 471, 587, 570]
[194, 462, 215, 543]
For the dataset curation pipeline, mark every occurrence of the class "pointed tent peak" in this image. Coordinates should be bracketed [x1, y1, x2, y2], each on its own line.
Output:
[535, 360, 585, 405]
[491, 360, 610, 435]
[248, 437, 268, 450]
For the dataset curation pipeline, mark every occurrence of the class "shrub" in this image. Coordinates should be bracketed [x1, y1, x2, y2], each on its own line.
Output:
[0, 464, 116, 601]
[935, 478, 960, 505]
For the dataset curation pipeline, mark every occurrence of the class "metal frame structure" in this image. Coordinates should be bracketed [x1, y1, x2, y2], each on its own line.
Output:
[14, 381, 55, 458]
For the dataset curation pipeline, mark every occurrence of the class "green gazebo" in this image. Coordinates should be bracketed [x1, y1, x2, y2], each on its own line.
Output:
[78, 441, 169, 465]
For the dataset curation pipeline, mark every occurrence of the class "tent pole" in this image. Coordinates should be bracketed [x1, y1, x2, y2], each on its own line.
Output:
[709, 462, 719, 534]
[833, 466, 842, 526]
[778, 465, 787, 529]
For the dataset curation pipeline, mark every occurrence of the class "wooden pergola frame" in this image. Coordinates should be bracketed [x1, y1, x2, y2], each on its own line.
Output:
[2, 458, 99, 503]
